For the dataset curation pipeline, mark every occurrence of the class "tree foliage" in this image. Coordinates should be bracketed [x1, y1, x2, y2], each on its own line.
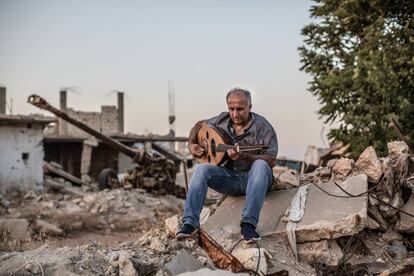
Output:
[299, 0, 414, 158]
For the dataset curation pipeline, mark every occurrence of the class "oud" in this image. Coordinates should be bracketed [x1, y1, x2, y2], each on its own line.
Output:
[197, 125, 268, 165]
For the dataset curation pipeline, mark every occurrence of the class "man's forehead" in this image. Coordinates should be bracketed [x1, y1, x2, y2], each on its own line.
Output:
[227, 93, 248, 104]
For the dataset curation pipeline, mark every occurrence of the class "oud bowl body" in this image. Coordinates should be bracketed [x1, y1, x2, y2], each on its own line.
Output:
[197, 125, 228, 165]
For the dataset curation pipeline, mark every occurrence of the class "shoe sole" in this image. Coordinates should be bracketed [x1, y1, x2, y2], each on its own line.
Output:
[244, 237, 261, 244]
[176, 229, 198, 240]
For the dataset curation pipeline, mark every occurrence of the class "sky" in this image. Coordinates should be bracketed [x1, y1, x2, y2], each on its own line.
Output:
[0, 0, 331, 160]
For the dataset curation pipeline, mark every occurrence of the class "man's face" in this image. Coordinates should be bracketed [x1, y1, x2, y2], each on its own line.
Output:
[227, 92, 251, 126]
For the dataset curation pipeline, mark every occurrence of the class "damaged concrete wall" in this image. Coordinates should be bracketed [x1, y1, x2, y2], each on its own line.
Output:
[62, 106, 119, 137]
[44, 141, 83, 178]
[0, 125, 44, 192]
[89, 144, 119, 180]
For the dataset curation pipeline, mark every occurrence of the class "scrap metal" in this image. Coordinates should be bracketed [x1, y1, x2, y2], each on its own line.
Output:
[198, 229, 247, 272]
[28, 94, 185, 197]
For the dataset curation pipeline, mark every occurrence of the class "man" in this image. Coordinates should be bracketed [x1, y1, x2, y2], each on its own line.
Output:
[177, 88, 278, 242]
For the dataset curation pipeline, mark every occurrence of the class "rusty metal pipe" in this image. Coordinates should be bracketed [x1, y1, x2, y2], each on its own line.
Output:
[28, 94, 140, 160]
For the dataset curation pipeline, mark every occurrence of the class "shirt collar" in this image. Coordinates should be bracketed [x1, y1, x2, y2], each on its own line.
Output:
[228, 113, 255, 138]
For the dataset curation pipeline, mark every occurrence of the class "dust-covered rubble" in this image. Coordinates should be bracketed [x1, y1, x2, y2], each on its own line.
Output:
[1, 140, 414, 275]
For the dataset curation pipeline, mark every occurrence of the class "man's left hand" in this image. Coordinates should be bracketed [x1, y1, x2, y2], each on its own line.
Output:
[227, 148, 243, 160]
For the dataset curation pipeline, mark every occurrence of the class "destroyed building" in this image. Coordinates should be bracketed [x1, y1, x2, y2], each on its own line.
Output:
[0, 111, 54, 193]
[42, 90, 187, 183]
[43, 90, 125, 181]
[0, 87, 55, 193]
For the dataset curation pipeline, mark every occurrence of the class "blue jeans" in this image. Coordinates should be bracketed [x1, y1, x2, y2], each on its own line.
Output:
[182, 159, 273, 229]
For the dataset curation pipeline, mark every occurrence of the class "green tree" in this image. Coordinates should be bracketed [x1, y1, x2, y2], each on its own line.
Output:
[299, 0, 414, 158]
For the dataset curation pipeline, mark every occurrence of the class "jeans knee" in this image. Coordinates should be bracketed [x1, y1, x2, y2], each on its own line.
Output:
[251, 160, 271, 175]
[193, 163, 216, 180]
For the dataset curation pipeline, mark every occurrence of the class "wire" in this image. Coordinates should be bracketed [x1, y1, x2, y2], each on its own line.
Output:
[332, 182, 414, 218]
[369, 194, 414, 218]
[313, 180, 414, 218]
[312, 182, 364, 198]
[229, 238, 261, 275]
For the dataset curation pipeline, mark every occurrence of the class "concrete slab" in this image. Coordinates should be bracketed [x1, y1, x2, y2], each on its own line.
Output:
[274, 174, 368, 242]
[201, 188, 298, 250]
[202, 174, 368, 249]
[165, 249, 203, 276]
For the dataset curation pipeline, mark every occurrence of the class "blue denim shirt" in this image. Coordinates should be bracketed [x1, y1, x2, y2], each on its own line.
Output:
[206, 112, 278, 172]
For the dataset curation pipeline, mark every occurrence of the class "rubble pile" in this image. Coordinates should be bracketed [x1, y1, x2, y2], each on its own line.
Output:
[290, 141, 414, 274]
[1, 140, 414, 275]
[198, 141, 414, 275]
[0, 188, 183, 245]
[0, 226, 217, 276]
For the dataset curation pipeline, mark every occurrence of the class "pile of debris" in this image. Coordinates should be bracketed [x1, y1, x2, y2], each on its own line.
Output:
[195, 141, 414, 275]
[0, 188, 183, 246]
[1, 140, 414, 275]
[0, 225, 218, 276]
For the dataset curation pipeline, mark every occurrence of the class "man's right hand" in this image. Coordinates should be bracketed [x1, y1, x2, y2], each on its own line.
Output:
[188, 144, 205, 158]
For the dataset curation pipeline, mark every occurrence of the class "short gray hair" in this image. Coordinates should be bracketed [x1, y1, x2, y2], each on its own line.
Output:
[226, 88, 252, 105]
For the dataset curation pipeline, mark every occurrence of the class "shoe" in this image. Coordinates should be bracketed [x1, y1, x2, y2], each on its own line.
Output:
[241, 222, 261, 243]
[176, 224, 197, 240]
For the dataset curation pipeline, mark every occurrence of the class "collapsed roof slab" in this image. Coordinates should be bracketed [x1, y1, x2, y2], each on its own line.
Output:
[202, 188, 298, 251]
[274, 174, 368, 243]
[201, 174, 368, 249]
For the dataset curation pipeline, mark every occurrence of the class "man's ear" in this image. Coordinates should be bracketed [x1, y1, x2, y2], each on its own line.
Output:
[249, 104, 252, 110]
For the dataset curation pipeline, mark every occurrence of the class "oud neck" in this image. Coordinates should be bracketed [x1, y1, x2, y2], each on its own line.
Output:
[216, 144, 264, 152]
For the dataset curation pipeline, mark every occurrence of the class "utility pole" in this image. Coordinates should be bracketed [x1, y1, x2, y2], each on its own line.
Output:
[0, 86, 5, 114]
[168, 80, 176, 151]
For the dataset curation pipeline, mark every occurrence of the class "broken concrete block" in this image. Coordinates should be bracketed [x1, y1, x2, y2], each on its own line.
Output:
[276, 169, 300, 190]
[165, 215, 180, 237]
[356, 146, 383, 183]
[106, 251, 120, 267]
[148, 237, 166, 252]
[201, 188, 298, 250]
[364, 216, 380, 230]
[36, 219, 64, 236]
[200, 208, 211, 225]
[0, 218, 31, 241]
[379, 192, 403, 218]
[326, 159, 337, 169]
[368, 206, 388, 231]
[274, 174, 368, 242]
[129, 257, 156, 276]
[299, 172, 321, 185]
[386, 240, 407, 261]
[164, 249, 203, 276]
[395, 195, 414, 233]
[381, 229, 402, 242]
[297, 239, 343, 266]
[315, 167, 331, 179]
[332, 158, 354, 176]
[232, 248, 268, 275]
[119, 252, 138, 276]
[387, 141, 409, 159]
